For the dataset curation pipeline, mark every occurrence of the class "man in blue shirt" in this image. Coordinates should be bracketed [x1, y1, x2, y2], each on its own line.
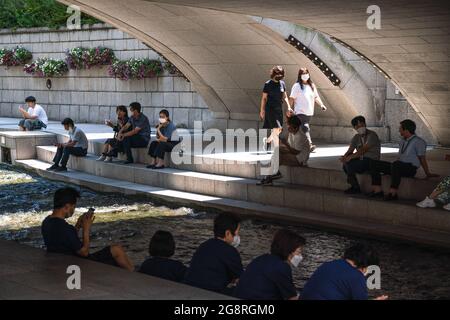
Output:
[301, 242, 388, 300]
[41, 187, 134, 271]
[183, 213, 243, 295]
[367, 119, 438, 201]
[118, 102, 150, 164]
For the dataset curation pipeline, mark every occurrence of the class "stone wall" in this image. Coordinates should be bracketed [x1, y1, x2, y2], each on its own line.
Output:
[0, 23, 213, 128]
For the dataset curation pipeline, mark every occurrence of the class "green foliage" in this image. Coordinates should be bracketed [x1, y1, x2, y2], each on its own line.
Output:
[0, 0, 100, 29]
[24, 57, 68, 77]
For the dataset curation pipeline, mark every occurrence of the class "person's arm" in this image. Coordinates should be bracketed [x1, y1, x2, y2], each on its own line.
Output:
[419, 156, 439, 178]
[118, 122, 131, 134]
[122, 126, 141, 138]
[283, 91, 291, 111]
[313, 85, 327, 110]
[76, 213, 94, 257]
[346, 144, 370, 161]
[19, 107, 32, 119]
[260, 92, 268, 120]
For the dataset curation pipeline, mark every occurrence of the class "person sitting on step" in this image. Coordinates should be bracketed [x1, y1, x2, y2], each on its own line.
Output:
[41, 187, 134, 271]
[340, 116, 381, 194]
[367, 119, 438, 201]
[47, 118, 88, 172]
[416, 175, 450, 211]
[146, 109, 179, 169]
[259, 115, 310, 185]
[18, 96, 48, 131]
[139, 230, 187, 282]
[97, 105, 130, 162]
[117, 102, 150, 164]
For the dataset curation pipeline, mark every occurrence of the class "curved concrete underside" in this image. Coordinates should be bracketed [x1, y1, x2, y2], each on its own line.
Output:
[58, 0, 449, 145]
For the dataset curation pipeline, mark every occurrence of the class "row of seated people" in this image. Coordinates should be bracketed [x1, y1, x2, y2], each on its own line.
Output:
[42, 187, 388, 300]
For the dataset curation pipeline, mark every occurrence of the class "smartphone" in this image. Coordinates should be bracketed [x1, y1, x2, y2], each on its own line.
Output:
[87, 207, 95, 216]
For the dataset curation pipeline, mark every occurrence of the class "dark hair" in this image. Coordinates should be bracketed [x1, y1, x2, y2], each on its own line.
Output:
[116, 105, 128, 116]
[351, 116, 366, 127]
[288, 115, 301, 128]
[271, 229, 306, 261]
[53, 187, 80, 209]
[25, 96, 36, 103]
[343, 242, 379, 269]
[61, 118, 74, 127]
[129, 102, 141, 113]
[400, 119, 416, 135]
[149, 230, 175, 257]
[159, 109, 170, 120]
[297, 67, 314, 90]
[213, 213, 241, 238]
[270, 65, 285, 80]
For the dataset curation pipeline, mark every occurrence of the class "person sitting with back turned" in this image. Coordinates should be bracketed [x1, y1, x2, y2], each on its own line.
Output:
[41, 187, 134, 271]
[301, 242, 388, 300]
[117, 102, 150, 164]
[139, 230, 187, 282]
[367, 119, 438, 201]
[47, 118, 88, 172]
[234, 228, 305, 300]
[18, 96, 48, 131]
[183, 213, 243, 295]
[146, 109, 179, 169]
[340, 116, 381, 194]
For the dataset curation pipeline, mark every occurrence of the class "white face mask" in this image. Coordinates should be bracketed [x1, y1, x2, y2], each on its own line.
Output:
[159, 117, 167, 124]
[231, 235, 240, 248]
[68, 127, 74, 134]
[290, 254, 303, 268]
[357, 127, 366, 135]
[301, 74, 310, 82]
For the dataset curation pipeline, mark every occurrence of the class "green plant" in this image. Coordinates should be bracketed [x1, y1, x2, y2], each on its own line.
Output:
[0, 46, 32, 66]
[108, 58, 163, 80]
[24, 57, 68, 77]
[66, 47, 115, 69]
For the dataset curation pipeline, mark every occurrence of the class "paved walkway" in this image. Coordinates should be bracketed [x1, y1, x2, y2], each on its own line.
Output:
[0, 240, 231, 300]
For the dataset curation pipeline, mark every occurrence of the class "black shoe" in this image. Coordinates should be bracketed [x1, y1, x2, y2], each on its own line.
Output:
[146, 164, 155, 169]
[46, 164, 59, 171]
[123, 160, 133, 164]
[54, 166, 67, 172]
[271, 171, 283, 180]
[366, 191, 384, 198]
[257, 177, 273, 186]
[344, 187, 361, 194]
[384, 193, 398, 201]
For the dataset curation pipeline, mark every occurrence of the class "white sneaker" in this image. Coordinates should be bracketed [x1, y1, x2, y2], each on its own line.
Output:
[96, 155, 106, 161]
[443, 203, 450, 211]
[416, 196, 436, 208]
[104, 156, 112, 162]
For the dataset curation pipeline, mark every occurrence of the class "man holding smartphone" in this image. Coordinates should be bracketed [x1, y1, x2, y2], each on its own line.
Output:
[41, 187, 134, 271]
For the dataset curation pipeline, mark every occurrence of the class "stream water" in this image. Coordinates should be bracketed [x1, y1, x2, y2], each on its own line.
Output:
[0, 163, 449, 299]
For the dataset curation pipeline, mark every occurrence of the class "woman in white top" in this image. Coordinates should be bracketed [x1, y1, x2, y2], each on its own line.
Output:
[287, 68, 327, 152]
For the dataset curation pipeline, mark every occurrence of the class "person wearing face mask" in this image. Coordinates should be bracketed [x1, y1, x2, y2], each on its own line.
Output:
[368, 119, 438, 201]
[340, 116, 381, 194]
[41, 187, 134, 271]
[287, 68, 327, 152]
[146, 109, 179, 169]
[47, 118, 88, 172]
[260, 66, 291, 149]
[183, 213, 244, 295]
[234, 229, 305, 300]
[301, 242, 388, 300]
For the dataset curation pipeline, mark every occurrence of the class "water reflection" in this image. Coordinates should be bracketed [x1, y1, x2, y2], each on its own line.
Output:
[0, 163, 449, 299]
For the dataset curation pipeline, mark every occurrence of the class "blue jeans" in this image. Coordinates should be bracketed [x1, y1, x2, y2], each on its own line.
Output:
[18, 119, 46, 131]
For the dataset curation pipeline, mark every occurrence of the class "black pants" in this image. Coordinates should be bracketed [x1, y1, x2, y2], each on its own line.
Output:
[53, 146, 87, 167]
[343, 158, 371, 189]
[122, 135, 149, 162]
[88, 246, 118, 267]
[148, 141, 179, 160]
[370, 160, 417, 189]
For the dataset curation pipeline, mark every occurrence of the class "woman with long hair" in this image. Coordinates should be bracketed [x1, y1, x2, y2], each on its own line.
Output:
[287, 68, 327, 152]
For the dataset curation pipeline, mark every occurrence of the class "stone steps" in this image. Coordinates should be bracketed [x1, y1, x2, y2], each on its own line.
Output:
[85, 139, 439, 201]
[15, 158, 450, 249]
[35, 146, 450, 238]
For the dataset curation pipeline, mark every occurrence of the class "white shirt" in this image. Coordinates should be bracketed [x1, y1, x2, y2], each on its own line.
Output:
[28, 104, 48, 125]
[289, 82, 319, 116]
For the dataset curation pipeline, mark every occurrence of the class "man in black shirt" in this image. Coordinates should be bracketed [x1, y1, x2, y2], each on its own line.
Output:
[183, 213, 244, 295]
[41, 187, 134, 271]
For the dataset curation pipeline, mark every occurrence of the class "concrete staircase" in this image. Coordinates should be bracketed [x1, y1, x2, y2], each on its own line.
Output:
[18, 143, 450, 249]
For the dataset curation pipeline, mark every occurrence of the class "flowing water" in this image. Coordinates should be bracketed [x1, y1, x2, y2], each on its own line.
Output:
[0, 163, 449, 299]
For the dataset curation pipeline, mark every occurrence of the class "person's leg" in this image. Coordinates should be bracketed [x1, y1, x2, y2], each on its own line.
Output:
[298, 114, 312, 146]
[369, 160, 391, 193]
[146, 141, 159, 167]
[343, 159, 368, 192]
[18, 119, 26, 131]
[109, 244, 134, 271]
[23, 119, 33, 131]
[59, 146, 86, 168]
[52, 146, 64, 165]
[154, 142, 175, 167]
[389, 161, 417, 195]
[122, 136, 134, 162]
